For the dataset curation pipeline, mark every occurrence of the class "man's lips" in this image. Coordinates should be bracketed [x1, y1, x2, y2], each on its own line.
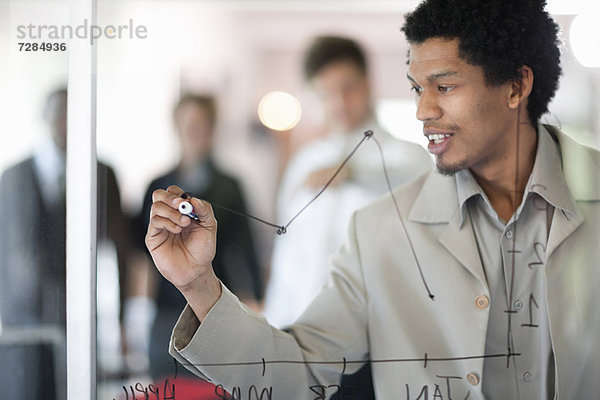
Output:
[424, 130, 454, 155]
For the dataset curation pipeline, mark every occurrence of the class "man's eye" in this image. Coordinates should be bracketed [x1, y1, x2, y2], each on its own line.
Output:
[438, 85, 455, 93]
[410, 86, 422, 95]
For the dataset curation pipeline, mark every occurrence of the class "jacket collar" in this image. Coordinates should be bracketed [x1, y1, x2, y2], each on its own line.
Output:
[406, 125, 599, 285]
[545, 124, 600, 202]
[408, 171, 458, 224]
[406, 169, 491, 288]
[408, 124, 600, 225]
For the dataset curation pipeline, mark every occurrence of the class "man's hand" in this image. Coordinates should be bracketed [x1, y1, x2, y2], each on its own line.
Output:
[145, 185, 221, 321]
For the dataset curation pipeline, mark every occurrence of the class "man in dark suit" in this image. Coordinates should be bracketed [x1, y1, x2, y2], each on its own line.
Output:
[134, 94, 263, 380]
[0, 88, 130, 400]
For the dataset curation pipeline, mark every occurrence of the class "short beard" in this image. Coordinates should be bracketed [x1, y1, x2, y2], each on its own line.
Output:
[437, 166, 458, 176]
[436, 159, 469, 176]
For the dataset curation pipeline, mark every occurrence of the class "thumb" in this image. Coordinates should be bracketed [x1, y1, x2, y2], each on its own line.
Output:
[187, 197, 217, 231]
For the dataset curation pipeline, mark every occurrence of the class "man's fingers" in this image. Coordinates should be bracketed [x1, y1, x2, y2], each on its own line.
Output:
[150, 200, 191, 226]
[166, 185, 185, 196]
[147, 215, 184, 237]
[190, 198, 217, 228]
[152, 187, 182, 206]
[150, 186, 215, 230]
[151, 186, 194, 220]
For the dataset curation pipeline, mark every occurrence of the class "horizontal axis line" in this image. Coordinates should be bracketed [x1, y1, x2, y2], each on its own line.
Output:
[185, 352, 521, 368]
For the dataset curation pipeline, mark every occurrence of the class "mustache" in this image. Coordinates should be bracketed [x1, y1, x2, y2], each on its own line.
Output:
[423, 123, 461, 132]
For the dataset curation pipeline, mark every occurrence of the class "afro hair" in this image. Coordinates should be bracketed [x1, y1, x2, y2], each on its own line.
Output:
[402, 0, 562, 124]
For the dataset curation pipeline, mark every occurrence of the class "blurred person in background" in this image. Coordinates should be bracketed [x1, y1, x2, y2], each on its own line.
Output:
[262, 36, 431, 399]
[0, 87, 130, 400]
[130, 94, 263, 383]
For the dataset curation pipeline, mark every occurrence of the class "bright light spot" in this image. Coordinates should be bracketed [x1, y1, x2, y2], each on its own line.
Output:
[570, 13, 600, 68]
[258, 91, 302, 131]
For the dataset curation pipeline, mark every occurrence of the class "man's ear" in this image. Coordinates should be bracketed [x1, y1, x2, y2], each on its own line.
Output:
[508, 65, 534, 110]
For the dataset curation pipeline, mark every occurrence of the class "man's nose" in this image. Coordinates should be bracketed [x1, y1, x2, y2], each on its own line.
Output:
[416, 91, 442, 122]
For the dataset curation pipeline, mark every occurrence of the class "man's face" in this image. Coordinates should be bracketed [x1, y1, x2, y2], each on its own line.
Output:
[407, 38, 516, 176]
[175, 102, 213, 159]
[311, 59, 372, 132]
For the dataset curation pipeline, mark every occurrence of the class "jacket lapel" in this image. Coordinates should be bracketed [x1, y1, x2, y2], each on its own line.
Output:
[545, 207, 583, 261]
[408, 172, 487, 287]
[543, 126, 597, 259]
[438, 211, 487, 287]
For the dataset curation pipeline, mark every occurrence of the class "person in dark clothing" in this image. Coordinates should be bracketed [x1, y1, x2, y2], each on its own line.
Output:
[134, 94, 263, 379]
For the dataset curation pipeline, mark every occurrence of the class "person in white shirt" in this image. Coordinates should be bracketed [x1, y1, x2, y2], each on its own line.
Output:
[264, 36, 431, 328]
[262, 36, 431, 399]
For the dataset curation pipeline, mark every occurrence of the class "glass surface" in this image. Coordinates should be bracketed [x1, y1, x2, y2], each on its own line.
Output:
[93, 2, 600, 399]
[0, 2, 69, 399]
[1, 1, 598, 399]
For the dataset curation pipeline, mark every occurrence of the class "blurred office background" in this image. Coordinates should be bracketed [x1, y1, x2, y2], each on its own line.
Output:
[0, 0, 599, 398]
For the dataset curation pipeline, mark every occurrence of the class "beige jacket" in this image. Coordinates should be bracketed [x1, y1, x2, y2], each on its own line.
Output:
[170, 125, 600, 399]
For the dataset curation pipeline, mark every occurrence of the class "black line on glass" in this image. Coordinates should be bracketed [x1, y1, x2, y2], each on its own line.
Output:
[183, 351, 521, 369]
[206, 130, 373, 236]
[372, 135, 434, 300]
[506, 103, 522, 368]
[183, 129, 435, 300]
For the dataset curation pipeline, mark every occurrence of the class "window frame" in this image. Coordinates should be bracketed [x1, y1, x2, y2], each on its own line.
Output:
[66, 0, 98, 398]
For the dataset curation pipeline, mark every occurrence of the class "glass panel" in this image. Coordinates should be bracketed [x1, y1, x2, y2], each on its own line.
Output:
[91, 1, 600, 399]
[0, 1, 70, 399]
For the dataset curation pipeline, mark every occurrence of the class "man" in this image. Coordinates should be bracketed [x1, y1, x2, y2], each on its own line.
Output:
[133, 94, 263, 380]
[264, 36, 430, 329]
[265, 34, 431, 400]
[0, 88, 129, 400]
[146, 0, 600, 398]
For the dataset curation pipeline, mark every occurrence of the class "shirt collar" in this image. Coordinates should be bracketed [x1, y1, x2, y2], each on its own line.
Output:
[455, 125, 575, 227]
[353, 115, 378, 136]
[455, 169, 493, 227]
[33, 136, 66, 204]
[178, 160, 211, 193]
[33, 135, 65, 182]
[330, 115, 377, 138]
